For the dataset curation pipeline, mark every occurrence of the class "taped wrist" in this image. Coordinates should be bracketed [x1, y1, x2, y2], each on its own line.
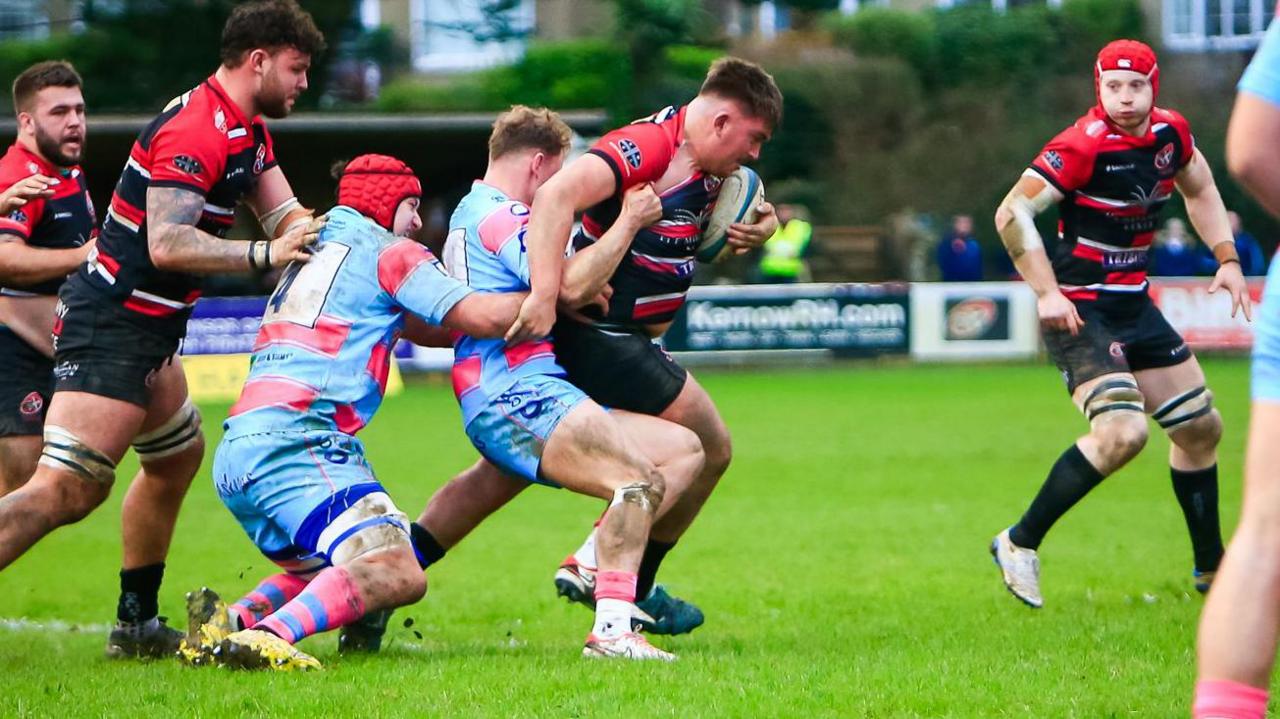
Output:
[1212, 242, 1240, 266]
[258, 197, 310, 239]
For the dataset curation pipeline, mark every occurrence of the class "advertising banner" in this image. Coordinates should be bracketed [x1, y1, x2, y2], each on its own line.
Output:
[910, 282, 1040, 361]
[1147, 277, 1265, 351]
[663, 283, 910, 357]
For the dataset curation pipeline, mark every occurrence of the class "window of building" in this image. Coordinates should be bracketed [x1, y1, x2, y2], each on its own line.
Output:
[410, 0, 534, 73]
[1165, 0, 1277, 51]
[0, 0, 49, 40]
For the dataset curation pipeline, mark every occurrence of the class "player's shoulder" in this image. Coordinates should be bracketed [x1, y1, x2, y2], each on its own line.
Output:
[154, 83, 231, 144]
[1151, 106, 1193, 135]
[595, 106, 682, 164]
[474, 199, 530, 254]
[0, 146, 40, 185]
[1057, 111, 1110, 153]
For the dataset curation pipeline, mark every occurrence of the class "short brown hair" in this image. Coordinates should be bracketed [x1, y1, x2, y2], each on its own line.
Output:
[220, 0, 326, 68]
[699, 57, 783, 130]
[12, 60, 82, 114]
[488, 105, 572, 160]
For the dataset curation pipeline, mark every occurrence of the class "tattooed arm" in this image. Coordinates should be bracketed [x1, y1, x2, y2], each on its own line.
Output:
[146, 186, 314, 273]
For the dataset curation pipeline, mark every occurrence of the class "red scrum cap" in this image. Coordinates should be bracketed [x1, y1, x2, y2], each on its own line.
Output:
[1095, 39, 1159, 102]
[336, 154, 422, 231]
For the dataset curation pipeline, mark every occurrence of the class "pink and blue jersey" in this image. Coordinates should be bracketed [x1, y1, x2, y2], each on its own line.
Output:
[444, 181, 567, 424]
[223, 205, 473, 439]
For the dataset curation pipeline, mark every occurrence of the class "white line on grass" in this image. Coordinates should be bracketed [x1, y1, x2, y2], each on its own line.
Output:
[0, 617, 112, 634]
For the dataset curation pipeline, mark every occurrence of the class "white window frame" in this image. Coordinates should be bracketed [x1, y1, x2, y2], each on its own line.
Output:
[409, 0, 535, 73]
[934, 0, 1062, 9]
[1164, 0, 1274, 52]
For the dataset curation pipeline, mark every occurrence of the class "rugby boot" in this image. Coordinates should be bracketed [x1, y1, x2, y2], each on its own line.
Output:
[1194, 569, 1217, 595]
[104, 615, 183, 659]
[583, 631, 677, 661]
[217, 629, 322, 671]
[554, 556, 596, 608]
[338, 609, 392, 654]
[634, 585, 704, 636]
[990, 528, 1043, 609]
[179, 587, 233, 666]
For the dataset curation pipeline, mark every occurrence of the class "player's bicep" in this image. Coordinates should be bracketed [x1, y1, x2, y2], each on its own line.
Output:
[998, 174, 1062, 225]
[1175, 148, 1216, 199]
[440, 291, 525, 339]
[245, 165, 295, 216]
[539, 153, 621, 212]
[146, 186, 206, 234]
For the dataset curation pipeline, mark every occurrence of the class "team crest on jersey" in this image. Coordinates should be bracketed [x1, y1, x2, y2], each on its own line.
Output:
[173, 155, 203, 175]
[704, 175, 723, 193]
[617, 139, 643, 170]
[253, 145, 267, 175]
[7, 208, 27, 224]
[18, 391, 42, 418]
[1154, 143, 1175, 171]
[214, 107, 227, 133]
[1043, 150, 1064, 172]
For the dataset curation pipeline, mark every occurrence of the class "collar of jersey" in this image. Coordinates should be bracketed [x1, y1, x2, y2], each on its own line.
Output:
[10, 141, 70, 178]
[203, 74, 254, 131]
[1088, 105, 1158, 145]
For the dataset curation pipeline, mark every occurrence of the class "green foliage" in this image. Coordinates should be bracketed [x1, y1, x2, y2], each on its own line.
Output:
[824, 7, 937, 79]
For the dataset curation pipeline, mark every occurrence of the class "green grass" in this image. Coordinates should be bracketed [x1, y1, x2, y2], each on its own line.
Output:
[0, 359, 1258, 717]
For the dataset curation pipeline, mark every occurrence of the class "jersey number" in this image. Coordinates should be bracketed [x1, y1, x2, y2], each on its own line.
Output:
[263, 242, 350, 328]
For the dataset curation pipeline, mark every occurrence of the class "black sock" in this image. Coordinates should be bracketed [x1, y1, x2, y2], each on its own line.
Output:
[411, 522, 447, 570]
[1009, 445, 1106, 550]
[636, 540, 676, 600]
[117, 563, 165, 624]
[1172, 465, 1224, 573]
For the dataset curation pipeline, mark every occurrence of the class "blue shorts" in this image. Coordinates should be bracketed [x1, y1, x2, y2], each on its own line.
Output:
[1254, 257, 1280, 401]
[464, 375, 589, 486]
[212, 430, 405, 574]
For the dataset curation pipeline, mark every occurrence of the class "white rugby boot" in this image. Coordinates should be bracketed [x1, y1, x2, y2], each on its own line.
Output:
[990, 528, 1044, 609]
[583, 631, 677, 661]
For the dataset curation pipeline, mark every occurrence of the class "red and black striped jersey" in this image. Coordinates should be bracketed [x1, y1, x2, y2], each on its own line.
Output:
[73, 74, 277, 339]
[573, 106, 720, 327]
[0, 143, 95, 296]
[1028, 105, 1194, 300]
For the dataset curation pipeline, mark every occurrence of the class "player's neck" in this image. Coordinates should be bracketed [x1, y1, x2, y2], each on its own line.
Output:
[213, 65, 261, 120]
[15, 134, 52, 168]
[481, 162, 534, 205]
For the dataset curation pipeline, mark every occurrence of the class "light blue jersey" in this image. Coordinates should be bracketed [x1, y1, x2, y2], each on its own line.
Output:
[442, 181, 587, 484]
[1240, 18, 1280, 108]
[1241, 17, 1280, 402]
[224, 205, 472, 438]
[213, 205, 473, 571]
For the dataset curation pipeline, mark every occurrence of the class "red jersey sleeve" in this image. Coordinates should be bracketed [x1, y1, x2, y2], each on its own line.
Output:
[587, 122, 676, 193]
[259, 123, 279, 174]
[1028, 126, 1097, 194]
[148, 112, 228, 196]
[0, 165, 44, 240]
[1156, 108, 1196, 167]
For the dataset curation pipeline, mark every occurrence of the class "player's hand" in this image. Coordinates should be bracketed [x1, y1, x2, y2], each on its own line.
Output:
[269, 218, 321, 268]
[585, 283, 613, 314]
[77, 237, 97, 261]
[1209, 261, 1252, 321]
[504, 294, 556, 344]
[1038, 290, 1085, 336]
[0, 174, 55, 214]
[621, 183, 663, 228]
[300, 213, 326, 248]
[727, 201, 778, 255]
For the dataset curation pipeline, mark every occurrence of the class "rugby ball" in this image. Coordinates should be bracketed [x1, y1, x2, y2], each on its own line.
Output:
[698, 166, 765, 263]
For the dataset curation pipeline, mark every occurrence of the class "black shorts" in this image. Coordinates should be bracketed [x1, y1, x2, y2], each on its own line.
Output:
[552, 317, 688, 416]
[0, 327, 52, 437]
[51, 283, 180, 408]
[1043, 292, 1191, 394]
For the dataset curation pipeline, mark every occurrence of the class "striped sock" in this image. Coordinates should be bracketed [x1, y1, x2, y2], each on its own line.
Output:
[230, 573, 309, 630]
[253, 566, 366, 644]
[1193, 679, 1268, 719]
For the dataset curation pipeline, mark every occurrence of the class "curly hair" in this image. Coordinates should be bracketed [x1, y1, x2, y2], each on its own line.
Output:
[220, 0, 326, 68]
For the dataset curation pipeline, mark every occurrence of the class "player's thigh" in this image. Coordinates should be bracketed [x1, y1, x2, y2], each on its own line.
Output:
[1044, 308, 1130, 398]
[1134, 355, 1207, 413]
[541, 400, 655, 501]
[657, 371, 730, 461]
[611, 410, 703, 470]
[43, 391, 146, 465]
[138, 354, 194, 433]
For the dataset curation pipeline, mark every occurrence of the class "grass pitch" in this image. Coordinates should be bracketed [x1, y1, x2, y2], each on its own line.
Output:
[0, 359, 1257, 717]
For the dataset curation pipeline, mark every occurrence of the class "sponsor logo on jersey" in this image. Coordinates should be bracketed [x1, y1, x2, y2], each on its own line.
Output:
[1105, 163, 1135, 173]
[253, 144, 267, 175]
[618, 139, 643, 170]
[1043, 150, 1064, 172]
[1101, 249, 1148, 271]
[18, 391, 42, 418]
[173, 154, 203, 175]
[214, 107, 227, 133]
[52, 361, 78, 380]
[1155, 143, 1175, 171]
[53, 211, 72, 220]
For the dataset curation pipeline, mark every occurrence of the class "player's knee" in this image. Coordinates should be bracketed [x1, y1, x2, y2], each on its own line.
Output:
[1160, 386, 1222, 451]
[1094, 413, 1149, 464]
[702, 426, 732, 479]
[611, 468, 665, 515]
[36, 470, 110, 525]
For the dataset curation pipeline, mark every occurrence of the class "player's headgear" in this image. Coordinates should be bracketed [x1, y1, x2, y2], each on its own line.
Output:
[1095, 40, 1159, 103]
[336, 154, 422, 232]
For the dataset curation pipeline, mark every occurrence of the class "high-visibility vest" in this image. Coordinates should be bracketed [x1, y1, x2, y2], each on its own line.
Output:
[759, 219, 812, 277]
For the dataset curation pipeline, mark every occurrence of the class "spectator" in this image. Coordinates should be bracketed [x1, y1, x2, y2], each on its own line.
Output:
[757, 203, 812, 283]
[1152, 218, 1203, 276]
[936, 214, 983, 281]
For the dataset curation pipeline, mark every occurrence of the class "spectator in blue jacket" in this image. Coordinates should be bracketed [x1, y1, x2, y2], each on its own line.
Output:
[936, 214, 983, 281]
[1151, 218, 1203, 277]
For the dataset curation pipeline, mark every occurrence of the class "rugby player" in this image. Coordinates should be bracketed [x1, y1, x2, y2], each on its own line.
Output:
[1193, 11, 1280, 719]
[989, 40, 1251, 608]
[180, 154, 532, 671]
[0, 0, 325, 658]
[431, 105, 705, 660]
[0, 61, 96, 495]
